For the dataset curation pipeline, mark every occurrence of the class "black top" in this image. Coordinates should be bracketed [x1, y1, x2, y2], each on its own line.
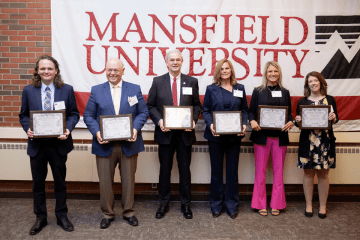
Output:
[295, 95, 338, 158]
[221, 87, 232, 111]
[248, 85, 293, 146]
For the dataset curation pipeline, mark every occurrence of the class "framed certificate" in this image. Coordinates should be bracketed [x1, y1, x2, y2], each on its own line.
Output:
[100, 114, 133, 141]
[163, 106, 193, 129]
[299, 105, 331, 130]
[258, 105, 288, 130]
[30, 110, 66, 138]
[213, 111, 242, 135]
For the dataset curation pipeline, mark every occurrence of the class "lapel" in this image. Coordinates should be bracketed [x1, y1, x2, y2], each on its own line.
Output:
[179, 73, 185, 106]
[213, 85, 224, 110]
[102, 82, 116, 115]
[119, 81, 129, 115]
[54, 86, 61, 106]
[229, 84, 238, 110]
[163, 74, 173, 105]
[259, 87, 269, 105]
[34, 86, 42, 110]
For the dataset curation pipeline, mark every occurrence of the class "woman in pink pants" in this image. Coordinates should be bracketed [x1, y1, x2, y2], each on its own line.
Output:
[248, 61, 294, 216]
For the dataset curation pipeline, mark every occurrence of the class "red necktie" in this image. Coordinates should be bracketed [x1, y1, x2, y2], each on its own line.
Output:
[172, 77, 177, 106]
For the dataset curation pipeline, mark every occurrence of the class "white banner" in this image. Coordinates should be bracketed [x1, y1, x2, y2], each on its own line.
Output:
[52, 0, 360, 129]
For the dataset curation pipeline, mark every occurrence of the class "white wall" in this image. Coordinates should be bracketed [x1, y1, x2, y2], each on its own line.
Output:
[1, 127, 359, 184]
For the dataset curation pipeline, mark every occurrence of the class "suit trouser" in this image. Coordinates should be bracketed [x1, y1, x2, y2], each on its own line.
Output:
[96, 142, 137, 219]
[208, 140, 241, 214]
[158, 131, 192, 207]
[30, 139, 68, 218]
[251, 137, 287, 210]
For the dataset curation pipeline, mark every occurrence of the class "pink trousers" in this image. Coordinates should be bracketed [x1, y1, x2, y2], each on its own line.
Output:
[251, 137, 287, 210]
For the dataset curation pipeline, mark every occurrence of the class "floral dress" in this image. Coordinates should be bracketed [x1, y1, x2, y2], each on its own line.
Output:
[298, 97, 335, 169]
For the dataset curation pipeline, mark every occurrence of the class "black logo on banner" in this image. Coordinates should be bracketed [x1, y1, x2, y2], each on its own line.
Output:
[315, 15, 360, 79]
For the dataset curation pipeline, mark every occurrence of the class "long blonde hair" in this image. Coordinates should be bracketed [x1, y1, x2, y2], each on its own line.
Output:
[213, 58, 237, 86]
[258, 61, 283, 91]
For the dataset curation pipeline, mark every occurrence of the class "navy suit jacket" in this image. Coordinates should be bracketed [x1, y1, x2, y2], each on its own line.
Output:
[83, 81, 149, 157]
[19, 84, 80, 157]
[147, 73, 202, 146]
[202, 83, 249, 143]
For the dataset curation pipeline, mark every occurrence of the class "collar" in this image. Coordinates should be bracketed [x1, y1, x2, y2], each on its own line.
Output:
[109, 80, 123, 89]
[41, 82, 55, 92]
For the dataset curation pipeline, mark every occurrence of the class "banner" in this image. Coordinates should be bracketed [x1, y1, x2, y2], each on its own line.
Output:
[51, 0, 360, 130]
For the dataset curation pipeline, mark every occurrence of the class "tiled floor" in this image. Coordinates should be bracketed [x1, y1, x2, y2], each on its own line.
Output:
[0, 198, 359, 239]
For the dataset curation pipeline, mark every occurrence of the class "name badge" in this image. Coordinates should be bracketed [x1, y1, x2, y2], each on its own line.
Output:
[233, 90, 243, 98]
[272, 91, 282, 98]
[128, 95, 138, 107]
[182, 87, 192, 95]
[54, 101, 66, 110]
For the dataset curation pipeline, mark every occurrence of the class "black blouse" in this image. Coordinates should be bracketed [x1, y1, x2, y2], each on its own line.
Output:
[248, 85, 293, 146]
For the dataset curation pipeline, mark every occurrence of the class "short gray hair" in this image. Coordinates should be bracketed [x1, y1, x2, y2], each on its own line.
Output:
[165, 49, 183, 61]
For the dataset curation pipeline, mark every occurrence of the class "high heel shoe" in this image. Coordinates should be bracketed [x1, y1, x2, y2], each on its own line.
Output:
[304, 210, 313, 218]
[318, 211, 327, 219]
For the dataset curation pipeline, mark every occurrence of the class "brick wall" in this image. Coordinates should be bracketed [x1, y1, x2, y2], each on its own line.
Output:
[0, 0, 51, 127]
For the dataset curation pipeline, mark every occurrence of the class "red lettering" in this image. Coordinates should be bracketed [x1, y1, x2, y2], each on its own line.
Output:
[237, 15, 257, 44]
[288, 49, 309, 78]
[158, 47, 169, 62]
[187, 48, 206, 76]
[83, 44, 109, 74]
[264, 49, 288, 62]
[281, 16, 308, 45]
[232, 48, 250, 80]
[258, 16, 279, 45]
[207, 48, 229, 76]
[180, 15, 197, 44]
[221, 15, 233, 43]
[199, 15, 218, 44]
[113, 46, 142, 75]
[149, 14, 177, 43]
[121, 13, 149, 43]
[253, 48, 263, 77]
[145, 47, 156, 76]
[85, 12, 120, 42]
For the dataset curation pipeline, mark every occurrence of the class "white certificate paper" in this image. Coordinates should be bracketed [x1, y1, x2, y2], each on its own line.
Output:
[164, 106, 193, 129]
[101, 115, 132, 140]
[32, 112, 64, 136]
[259, 106, 287, 129]
[300, 106, 330, 129]
[213, 111, 242, 134]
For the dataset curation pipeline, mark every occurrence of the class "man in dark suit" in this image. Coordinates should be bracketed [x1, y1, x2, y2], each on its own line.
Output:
[19, 55, 80, 235]
[83, 58, 148, 228]
[147, 49, 201, 219]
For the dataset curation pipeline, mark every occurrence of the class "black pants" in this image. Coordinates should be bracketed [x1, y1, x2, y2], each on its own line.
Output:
[158, 131, 192, 207]
[30, 139, 68, 218]
[208, 139, 241, 214]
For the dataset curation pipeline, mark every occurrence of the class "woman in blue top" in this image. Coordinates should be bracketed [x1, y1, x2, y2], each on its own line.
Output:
[202, 59, 248, 219]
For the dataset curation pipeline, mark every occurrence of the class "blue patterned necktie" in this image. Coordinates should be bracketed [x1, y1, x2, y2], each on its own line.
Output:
[44, 87, 51, 110]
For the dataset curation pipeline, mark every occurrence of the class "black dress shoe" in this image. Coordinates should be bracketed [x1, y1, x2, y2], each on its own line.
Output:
[155, 205, 169, 219]
[318, 212, 327, 219]
[181, 205, 193, 219]
[29, 217, 47, 235]
[57, 216, 74, 232]
[212, 212, 221, 218]
[123, 216, 138, 226]
[229, 212, 238, 219]
[100, 218, 114, 229]
[305, 211, 313, 218]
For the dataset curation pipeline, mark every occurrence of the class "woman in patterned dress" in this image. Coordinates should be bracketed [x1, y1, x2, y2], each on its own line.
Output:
[295, 71, 338, 219]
